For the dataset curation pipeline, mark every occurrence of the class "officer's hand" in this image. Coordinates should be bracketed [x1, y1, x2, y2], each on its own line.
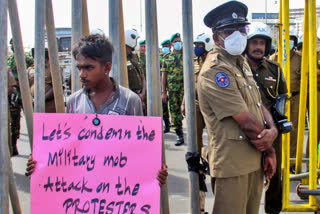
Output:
[263, 147, 276, 180]
[251, 127, 278, 152]
[157, 164, 168, 187]
[26, 155, 37, 178]
[161, 92, 168, 103]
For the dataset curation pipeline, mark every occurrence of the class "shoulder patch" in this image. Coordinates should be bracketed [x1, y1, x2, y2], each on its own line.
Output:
[215, 72, 230, 88]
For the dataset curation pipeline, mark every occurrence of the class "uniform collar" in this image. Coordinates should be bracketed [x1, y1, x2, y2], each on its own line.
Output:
[214, 45, 239, 64]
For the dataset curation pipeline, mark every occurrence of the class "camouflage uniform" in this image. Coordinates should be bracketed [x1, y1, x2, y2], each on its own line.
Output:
[8, 70, 17, 156]
[127, 52, 146, 115]
[160, 52, 171, 130]
[163, 52, 184, 131]
[7, 53, 33, 151]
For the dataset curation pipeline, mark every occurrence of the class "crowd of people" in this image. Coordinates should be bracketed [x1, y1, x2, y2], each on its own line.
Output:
[6, 0, 320, 213]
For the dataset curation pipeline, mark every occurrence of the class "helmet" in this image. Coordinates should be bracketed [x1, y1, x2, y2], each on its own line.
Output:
[90, 28, 105, 36]
[289, 29, 298, 46]
[125, 28, 140, 48]
[246, 22, 272, 56]
[194, 33, 214, 52]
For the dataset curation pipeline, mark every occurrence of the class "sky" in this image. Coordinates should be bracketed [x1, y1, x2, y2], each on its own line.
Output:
[6, 0, 315, 50]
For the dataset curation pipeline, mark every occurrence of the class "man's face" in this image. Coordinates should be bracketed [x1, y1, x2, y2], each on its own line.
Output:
[76, 55, 110, 89]
[139, 44, 146, 55]
[172, 37, 182, 44]
[194, 43, 205, 48]
[247, 37, 266, 59]
[213, 24, 248, 48]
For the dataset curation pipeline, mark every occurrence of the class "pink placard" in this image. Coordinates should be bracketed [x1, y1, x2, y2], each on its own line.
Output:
[31, 113, 162, 214]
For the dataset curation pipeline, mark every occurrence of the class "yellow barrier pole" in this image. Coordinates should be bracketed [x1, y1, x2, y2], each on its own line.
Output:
[277, 0, 283, 67]
[281, 0, 291, 209]
[308, 0, 318, 207]
[295, 0, 309, 174]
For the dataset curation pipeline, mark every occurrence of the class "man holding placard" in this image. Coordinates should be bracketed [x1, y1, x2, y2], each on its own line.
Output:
[27, 34, 167, 213]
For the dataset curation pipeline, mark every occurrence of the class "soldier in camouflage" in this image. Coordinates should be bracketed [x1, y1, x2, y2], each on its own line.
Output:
[160, 39, 171, 133]
[162, 33, 184, 146]
[8, 39, 34, 156]
[125, 29, 146, 115]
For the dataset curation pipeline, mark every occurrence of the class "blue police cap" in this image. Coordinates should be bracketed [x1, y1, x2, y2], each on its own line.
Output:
[204, 1, 249, 31]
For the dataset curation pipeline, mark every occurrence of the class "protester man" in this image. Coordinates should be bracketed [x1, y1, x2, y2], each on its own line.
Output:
[26, 34, 168, 186]
[8, 38, 34, 156]
[245, 22, 287, 214]
[162, 33, 184, 146]
[270, 31, 302, 173]
[125, 28, 146, 115]
[198, 2, 277, 213]
[160, 39, 171, 133]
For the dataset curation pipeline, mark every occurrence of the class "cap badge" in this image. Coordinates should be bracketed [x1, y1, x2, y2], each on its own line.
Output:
[232, 12, 238, 19]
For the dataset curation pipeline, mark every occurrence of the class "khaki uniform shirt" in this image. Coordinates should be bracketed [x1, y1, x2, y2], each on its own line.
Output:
[194, 56, 205, 101]
[251, 59, 287, 110]
[127, 53, 143, 93]
[270, 50, 301, 93]
[198, 46, 264, 178]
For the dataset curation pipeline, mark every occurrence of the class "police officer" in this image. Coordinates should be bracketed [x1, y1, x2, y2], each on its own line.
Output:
[160, 39, 172, 133]
[198, 2, 277, 213]
[8, 39, 34, 156]
[125, 29, 146, 115]
[270, 31, 301, 172]
[138, 39, 146, 77]
[162, 33, 184, 146]
[244, 22, 287, 214]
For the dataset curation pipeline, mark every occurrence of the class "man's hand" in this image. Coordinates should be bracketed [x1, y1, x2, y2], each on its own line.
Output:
[157, 164, 168, 187]
[251, 127, 278, 152]
[161, 92, 168, 103]
[26, 155, 36, 178]
[263, 147, 276, 180]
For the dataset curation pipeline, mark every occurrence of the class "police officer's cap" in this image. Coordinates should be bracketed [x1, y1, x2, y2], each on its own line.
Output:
[204, 1, 249, 31]
[139, 40, 145, 45]
[161, 39, 170, 46]
[170, 33, 180, 42]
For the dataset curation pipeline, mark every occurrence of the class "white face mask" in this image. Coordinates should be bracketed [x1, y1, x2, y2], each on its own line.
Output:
[219, 31, 247, 56]
[289, 40, 294, 50]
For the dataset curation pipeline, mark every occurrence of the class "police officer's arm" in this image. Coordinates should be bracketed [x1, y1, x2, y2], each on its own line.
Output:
[250, 105, 278, 152]
[232, 112, 264, 141]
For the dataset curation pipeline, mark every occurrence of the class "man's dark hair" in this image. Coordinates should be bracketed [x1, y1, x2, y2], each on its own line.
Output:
[72, 34, 114, 65]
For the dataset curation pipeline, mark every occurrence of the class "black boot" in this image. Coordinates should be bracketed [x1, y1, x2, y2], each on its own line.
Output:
[11, 135, 18, 157]
[175, 129, 184, 146]
[163, 118, 170, 133]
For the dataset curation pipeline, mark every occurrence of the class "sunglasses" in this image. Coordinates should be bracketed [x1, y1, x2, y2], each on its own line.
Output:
[217, 25, 249, 37]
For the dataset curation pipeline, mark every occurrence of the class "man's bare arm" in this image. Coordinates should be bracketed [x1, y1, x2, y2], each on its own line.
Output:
[232, 112, 264, 141]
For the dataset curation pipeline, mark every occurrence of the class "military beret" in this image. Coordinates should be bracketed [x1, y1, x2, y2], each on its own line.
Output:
[170, 33, 180, 42]
[204, 1, 250, 31]
[161, 39, 170, 46]
[138, 40, 145, 45]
